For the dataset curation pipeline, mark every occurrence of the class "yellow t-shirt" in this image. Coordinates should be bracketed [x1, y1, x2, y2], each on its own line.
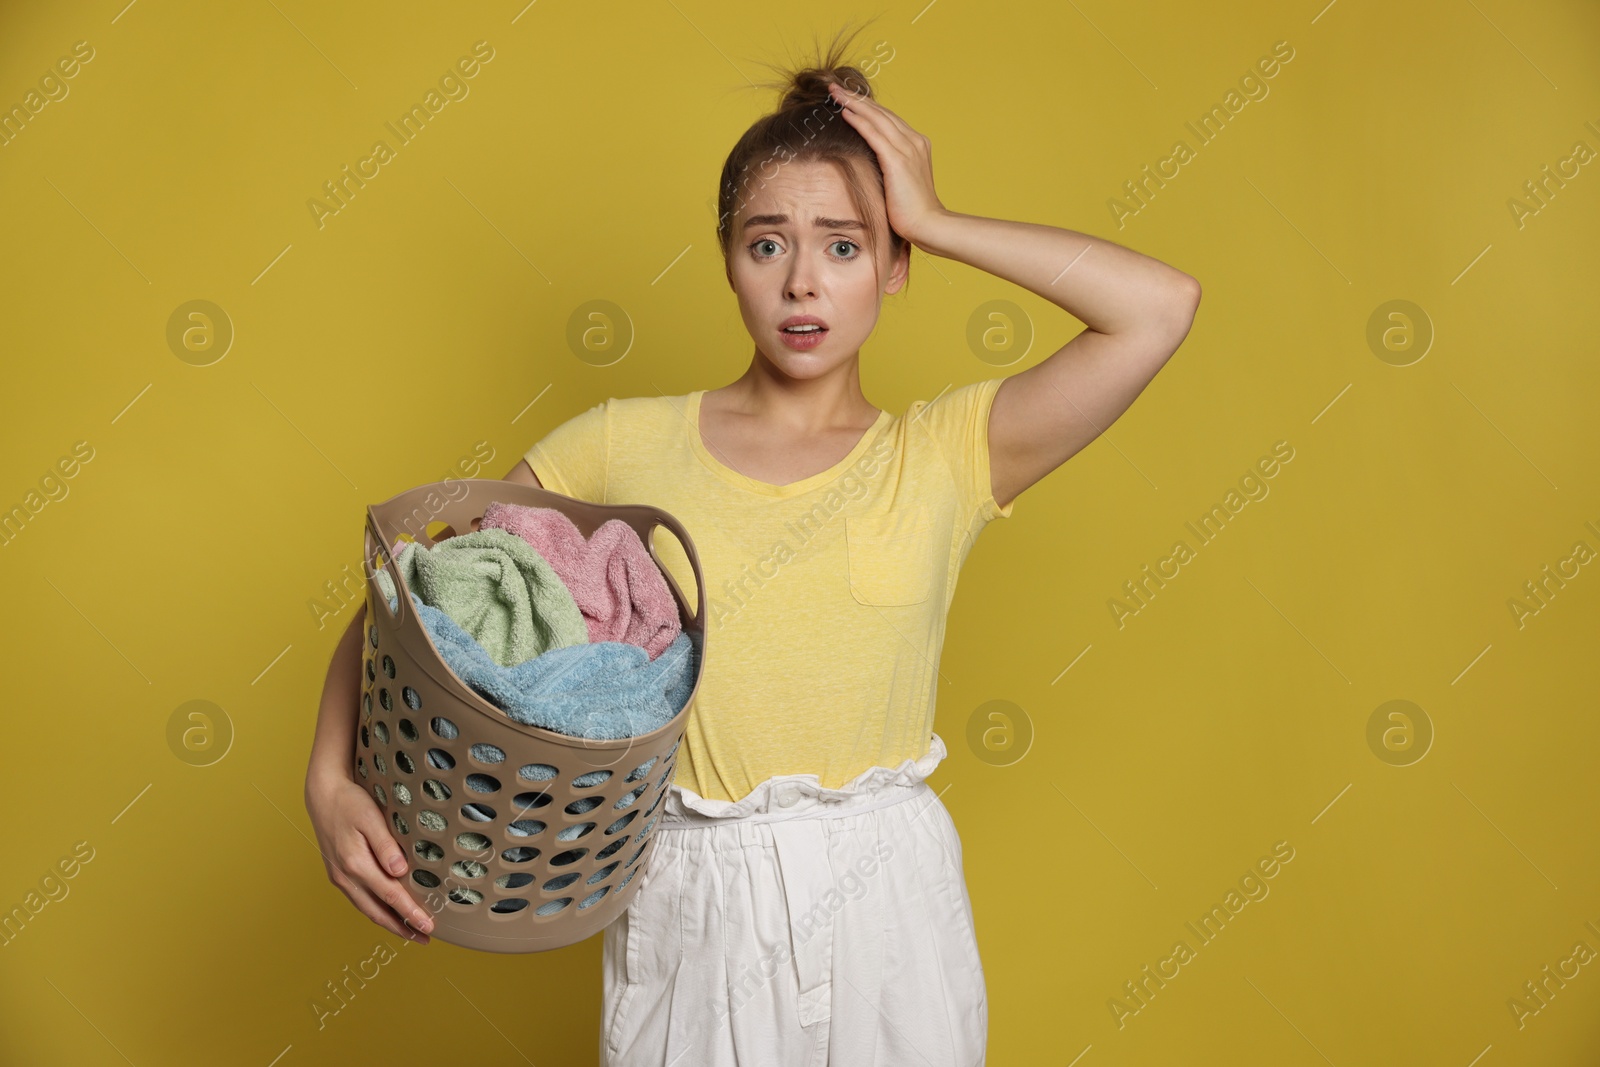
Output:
[522, 378, 1016, 802]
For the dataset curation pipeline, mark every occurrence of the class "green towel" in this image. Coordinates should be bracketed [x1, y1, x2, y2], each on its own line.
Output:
[394, 527, 589, 667]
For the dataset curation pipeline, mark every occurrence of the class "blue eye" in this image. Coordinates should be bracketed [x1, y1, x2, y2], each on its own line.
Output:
[830, 240, 860, 259]
[750, 239, 780, 258]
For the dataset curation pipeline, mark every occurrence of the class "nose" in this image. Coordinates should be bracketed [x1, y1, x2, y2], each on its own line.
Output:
[784, 263, 816, 301]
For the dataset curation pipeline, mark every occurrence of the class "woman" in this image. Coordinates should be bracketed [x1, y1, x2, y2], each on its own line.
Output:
[304, 26, 1199, 1067]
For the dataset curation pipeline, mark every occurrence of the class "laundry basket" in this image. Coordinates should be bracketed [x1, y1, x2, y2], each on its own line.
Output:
[354, 478, 705, 954]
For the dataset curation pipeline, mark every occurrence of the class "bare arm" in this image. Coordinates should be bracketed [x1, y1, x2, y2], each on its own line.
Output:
[305, 607, 366, 789]
[303, 602, 438, 942]
[502, 457, 542, 487]
[822, 81, 1199, 514]
[913, 210, 1200, 512]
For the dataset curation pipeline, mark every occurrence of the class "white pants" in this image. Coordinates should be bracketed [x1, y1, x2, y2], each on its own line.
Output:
[599, 732, 987, 1066]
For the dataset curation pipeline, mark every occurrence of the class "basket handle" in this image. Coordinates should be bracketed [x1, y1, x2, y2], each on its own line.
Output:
[363, 509, 411, 630]
[644, 509, 705, 626]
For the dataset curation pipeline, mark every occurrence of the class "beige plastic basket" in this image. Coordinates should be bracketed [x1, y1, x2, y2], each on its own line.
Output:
[354, 478, 705, 953]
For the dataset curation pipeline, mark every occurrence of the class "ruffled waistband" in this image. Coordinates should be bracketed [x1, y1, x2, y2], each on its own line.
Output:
[660, 732, 948, 825]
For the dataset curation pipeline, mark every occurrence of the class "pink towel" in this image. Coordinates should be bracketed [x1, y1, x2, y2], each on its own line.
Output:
[480, 501, 682, 660]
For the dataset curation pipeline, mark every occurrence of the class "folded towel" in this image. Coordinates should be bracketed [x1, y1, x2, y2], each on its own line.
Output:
[480, 502, 682, 660]
[391, 527, 589, 667]
[403, 590, 695, 739]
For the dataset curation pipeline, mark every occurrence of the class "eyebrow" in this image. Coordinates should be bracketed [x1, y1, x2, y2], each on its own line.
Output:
[742, 213, 866, 232]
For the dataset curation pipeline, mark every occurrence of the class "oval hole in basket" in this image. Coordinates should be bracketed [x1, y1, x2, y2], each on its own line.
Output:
[511, 792, 552, 813]
[471, 743, 506, 764]
[450, 860, 487, 880]
[612, 785, 648, 810]
[490, 898, 528, 914]
[461, 803, 497, 823]
[425, 520, 458, 542]
[455, 832, 492, 854]
[501, 846, 538, 864]
[578, 886, 610, 909]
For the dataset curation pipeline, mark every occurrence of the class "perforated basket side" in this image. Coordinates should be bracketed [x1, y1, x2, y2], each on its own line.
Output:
[352, 478, 706, 953]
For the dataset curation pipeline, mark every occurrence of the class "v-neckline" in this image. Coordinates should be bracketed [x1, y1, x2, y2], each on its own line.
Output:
[686, 389, 891, 499]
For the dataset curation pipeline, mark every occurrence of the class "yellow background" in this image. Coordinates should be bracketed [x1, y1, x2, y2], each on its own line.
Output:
[3, 1, 1598, 1064]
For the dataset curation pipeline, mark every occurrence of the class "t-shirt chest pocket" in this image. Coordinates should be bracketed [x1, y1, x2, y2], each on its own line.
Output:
[845, 505, 936, 606]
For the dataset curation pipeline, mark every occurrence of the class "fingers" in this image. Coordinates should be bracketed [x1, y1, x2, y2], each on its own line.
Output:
[830, 88, 923, 168]
[364, 818, 409, 878]
[340, 871, 433, 945]
[829, 81, 917, 140]
[356, 822, 436, 933]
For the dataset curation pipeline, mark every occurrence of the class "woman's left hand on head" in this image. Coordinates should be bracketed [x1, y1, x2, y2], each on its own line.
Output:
[827, 81, 947, 248]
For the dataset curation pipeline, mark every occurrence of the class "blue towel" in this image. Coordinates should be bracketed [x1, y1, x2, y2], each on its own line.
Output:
[376, 575, 695, 739]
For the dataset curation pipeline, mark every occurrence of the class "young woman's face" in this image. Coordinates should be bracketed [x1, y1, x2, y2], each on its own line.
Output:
[727, 158, 908, 380]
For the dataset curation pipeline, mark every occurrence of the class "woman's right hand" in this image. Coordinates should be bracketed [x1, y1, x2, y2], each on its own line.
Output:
[305, 769, 435, 944]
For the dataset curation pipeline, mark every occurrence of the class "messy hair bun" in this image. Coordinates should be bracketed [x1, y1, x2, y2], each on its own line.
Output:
[715, 22, 909, 288]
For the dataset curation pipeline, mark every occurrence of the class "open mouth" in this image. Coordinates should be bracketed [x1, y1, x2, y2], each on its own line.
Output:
[777, 324, 829, 349]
